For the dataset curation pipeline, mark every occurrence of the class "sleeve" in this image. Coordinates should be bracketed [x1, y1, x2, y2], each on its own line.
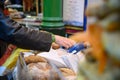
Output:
[0, 18, 52, 51]
[1, 26, 52, 51]
[11, 26, 53, 51]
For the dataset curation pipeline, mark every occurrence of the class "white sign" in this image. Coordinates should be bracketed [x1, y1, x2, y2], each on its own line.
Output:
[63, 0, 85, 26]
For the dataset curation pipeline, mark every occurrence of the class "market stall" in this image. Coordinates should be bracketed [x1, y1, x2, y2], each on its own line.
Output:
[0, 0, 120, 80]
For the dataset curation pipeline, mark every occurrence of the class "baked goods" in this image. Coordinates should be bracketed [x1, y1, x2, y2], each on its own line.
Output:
[59, 68, 76, 77]
[52, 42, 60, 49]
[28, 62, 51, 71]
[27, 62, 51, 80]
[24, 55, 61, 80]
[24, 55, 47, 64]
[25, 55, 51, 80]
[28, 63, 49, 80]
[59, 68, 76, 80]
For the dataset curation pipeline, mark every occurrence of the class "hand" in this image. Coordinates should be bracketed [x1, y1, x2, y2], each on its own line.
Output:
[8, 44, 16, 51]
[52, 42, 60, 49]
[54, 35, 76, 49]
[4, 0, 11, 5]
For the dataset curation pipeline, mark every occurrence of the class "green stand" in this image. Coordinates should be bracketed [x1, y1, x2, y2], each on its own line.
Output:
[40, 0, 65, 36]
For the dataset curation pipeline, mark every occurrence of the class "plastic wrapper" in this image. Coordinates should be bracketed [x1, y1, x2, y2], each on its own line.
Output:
[13, 48, 79, 80]
[38, 48, 85, 73]
[37, 48, 85, 79]
[14, 53, 65, 80]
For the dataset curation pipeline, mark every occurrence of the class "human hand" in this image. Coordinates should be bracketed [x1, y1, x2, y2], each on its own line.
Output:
[52, 42, 60, 49]
[8, 44, 16, 51]
[54, 35, 76, 49]
[4, 0, 11, 5]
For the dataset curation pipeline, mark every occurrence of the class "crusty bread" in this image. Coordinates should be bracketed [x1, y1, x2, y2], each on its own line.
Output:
[25, 55, 47, 64]
[28, 63, 49, 80]
[59, 68, 76, 77]
[28, 62, 51, 71]
[52, 42, 60, 49]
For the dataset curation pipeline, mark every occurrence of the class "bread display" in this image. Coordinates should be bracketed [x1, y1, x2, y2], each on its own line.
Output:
[27, 62, 51, 80]
[21, 54, 77, 80]
[23, 55, 62, 80]
[24, 55, 47, 64]
[24, 55, 50, 80]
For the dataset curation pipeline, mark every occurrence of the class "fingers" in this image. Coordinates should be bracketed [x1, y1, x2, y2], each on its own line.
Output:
[63, 39, 75, 48]
[54, 35, 76, 49]
[60, 39, 70, 49]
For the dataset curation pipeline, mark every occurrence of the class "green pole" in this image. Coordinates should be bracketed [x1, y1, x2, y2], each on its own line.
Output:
[40, 0, 65, 36]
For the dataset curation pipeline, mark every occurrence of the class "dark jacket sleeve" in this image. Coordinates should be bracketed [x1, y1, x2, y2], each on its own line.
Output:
[0, 13, 52, 51]
[11, 26, 52, 51]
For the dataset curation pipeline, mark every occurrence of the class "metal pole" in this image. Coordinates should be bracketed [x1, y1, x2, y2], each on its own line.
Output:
[41, 0, 65, 36]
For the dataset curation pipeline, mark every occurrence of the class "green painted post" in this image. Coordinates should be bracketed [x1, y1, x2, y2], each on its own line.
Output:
[40, 0, 65, 36]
